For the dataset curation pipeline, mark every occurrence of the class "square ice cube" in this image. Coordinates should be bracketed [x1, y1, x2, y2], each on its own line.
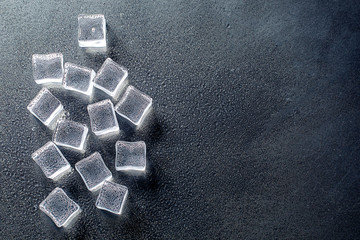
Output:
[115, 86, 152, 125]
[115, 141, 146, 172]
[32, 141, 71, 180]
[75, 152, 112, 191]
[87, 99, 119, 136]
[93, 58, 128, 97]
[32, 53, 64, 85]
[53, 120, 88, 152]
[39, 187, 81, 228]
[27, 88, 64, 126]
[78, 14, 106, 48]
[95, 181, 128, 215]
[62, 62, 95, 96]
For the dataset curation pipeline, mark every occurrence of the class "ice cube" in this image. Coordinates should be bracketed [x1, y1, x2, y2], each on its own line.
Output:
[115, 141, 146, 172]
[31, 141, 71, 180]
[39, 187, 81, 228]
[93, 58, 128, 98]
[115, 86, 152, 126]
[27, 88, 64, 127]
[78, 14, 106, 48]
[62, 62, 95, 96]
[95, 181, 128, 215]
[32, 53, 64, 85]
[87, 99, 119, 136]
[53, 120, 88, 152]
[75, 152, 112, 191]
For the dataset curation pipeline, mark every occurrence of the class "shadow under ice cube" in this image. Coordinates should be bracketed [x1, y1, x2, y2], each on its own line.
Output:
[39, 187, 81, 228]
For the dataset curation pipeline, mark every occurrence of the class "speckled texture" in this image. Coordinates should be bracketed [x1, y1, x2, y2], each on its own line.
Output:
[0, 0, 360, 239]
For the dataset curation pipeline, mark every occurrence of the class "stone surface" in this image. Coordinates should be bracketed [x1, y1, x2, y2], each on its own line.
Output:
[2, 1, 360, 239]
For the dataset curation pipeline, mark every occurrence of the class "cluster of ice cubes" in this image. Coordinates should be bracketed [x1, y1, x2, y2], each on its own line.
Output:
[28, 14, 152, 228]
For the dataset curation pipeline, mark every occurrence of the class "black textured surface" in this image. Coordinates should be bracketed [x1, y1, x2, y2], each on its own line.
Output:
[1, 1, 360, 239]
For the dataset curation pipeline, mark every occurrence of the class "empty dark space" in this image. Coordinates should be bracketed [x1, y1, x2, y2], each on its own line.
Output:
[0, 0, 359, 239]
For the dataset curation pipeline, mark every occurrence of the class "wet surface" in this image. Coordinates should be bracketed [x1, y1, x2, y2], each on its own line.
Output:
[0, 0, 360, 239]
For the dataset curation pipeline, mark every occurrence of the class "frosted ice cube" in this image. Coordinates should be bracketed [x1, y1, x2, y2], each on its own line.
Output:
[115, 86, 152, 126]
[115, 141, 146, 172]
[93, 58, 128, 97]
[87, 99, 119, 136]
[95, 181, 128, 215]
[39, 187, 81, 228]
[27, 88, 64, 126]
[75, 152, 112, 191]
[53, 120, 88, 152]
[32, 53, 64, 85]
[32, 141, 71, 180]
[78, 14, 106, 48]
[62, 62, 95, 96]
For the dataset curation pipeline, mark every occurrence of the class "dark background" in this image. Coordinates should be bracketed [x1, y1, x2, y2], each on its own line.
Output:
[1, 0, 360, 239]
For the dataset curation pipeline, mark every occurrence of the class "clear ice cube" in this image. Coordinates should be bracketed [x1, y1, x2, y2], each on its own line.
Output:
[53, 120, 88, 152]
[115, 86, 152, 126]
[39, 187, 81, 228]
[78, 14, 106, 48]
[115, 141, 146, 172]
[62, 62, 95, 96]
[93, 58, 128, 98]
[95, 181, 128, 215]
[87, 99, 119, 136]
[75, 152, 112, 191]
[32, 53, 64, 85]
[27, 88, 64, 127]
[32, 141, 71, 180]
